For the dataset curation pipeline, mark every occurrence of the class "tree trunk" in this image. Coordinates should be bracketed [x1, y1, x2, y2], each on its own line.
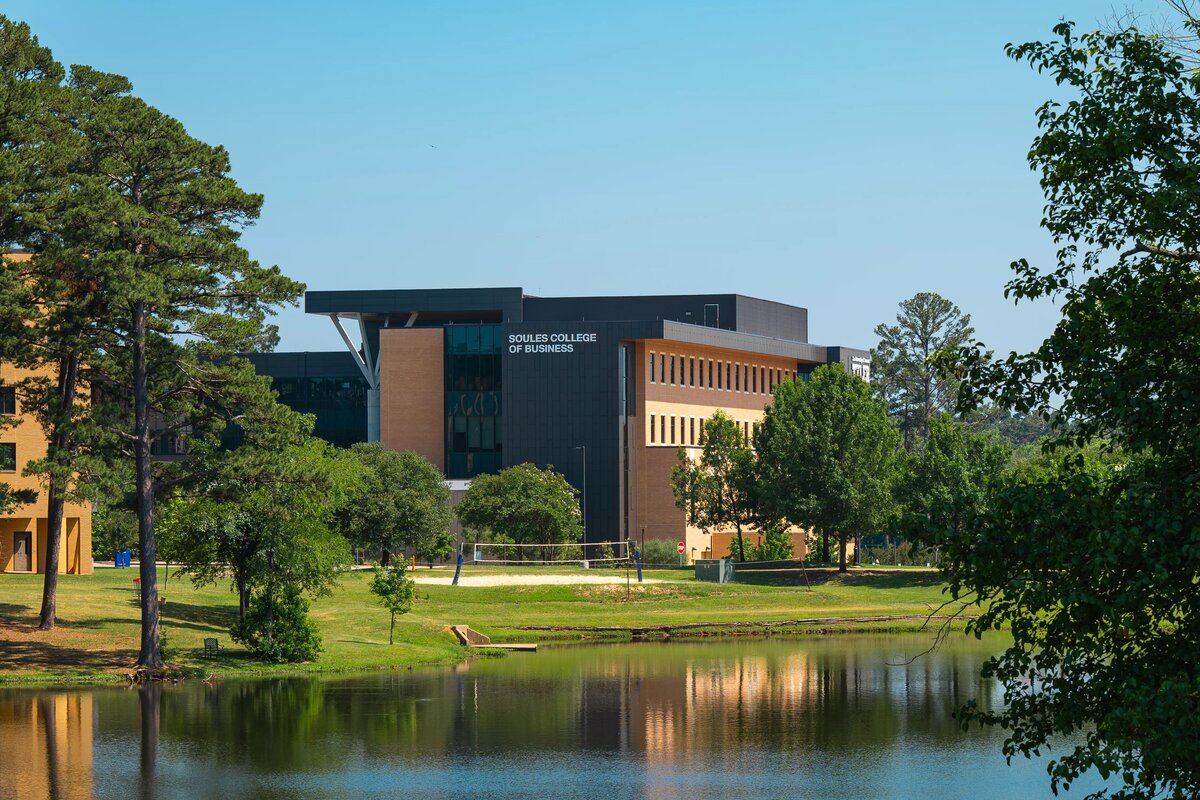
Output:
[236, 572, 248, 621]
[853, 534, 861, 567]
[138, 683, 160, 800]
[821, 528, 830, 564]
[735, 521, 746, 562]
[38, 354, 79, 631]
[40, 695, 61, 800]
[380, 547, 390, 567]
[389, 612, 395, 645]
[838, 535, 848, 572]
[133, 300, 163, 669]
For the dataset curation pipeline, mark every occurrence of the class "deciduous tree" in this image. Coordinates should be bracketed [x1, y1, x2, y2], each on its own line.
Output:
[456, 463, 582, 548]
[939, 20, 1200, 798]
[369, 565, 417, 645]
[756, 364, 898, 571]
[338, 444, 451, 566]
[893, 413, 1010, 556]
[670, 410, 757, 561]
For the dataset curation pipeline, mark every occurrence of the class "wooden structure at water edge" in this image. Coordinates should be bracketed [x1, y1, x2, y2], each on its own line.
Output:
[452, 625, 537, 651]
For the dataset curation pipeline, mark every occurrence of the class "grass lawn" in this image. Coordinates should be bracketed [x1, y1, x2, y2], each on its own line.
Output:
[0, 564, 954, 685]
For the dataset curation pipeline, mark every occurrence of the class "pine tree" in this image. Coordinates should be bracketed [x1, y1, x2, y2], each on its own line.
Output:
[871, 292, 974, 448]
[57, 66, 303, 668]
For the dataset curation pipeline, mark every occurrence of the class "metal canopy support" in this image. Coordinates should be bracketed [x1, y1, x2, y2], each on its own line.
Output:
[329, 314, 381, 443]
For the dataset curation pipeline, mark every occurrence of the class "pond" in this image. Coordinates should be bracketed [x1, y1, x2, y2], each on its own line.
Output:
[0, 636, 1110, 799]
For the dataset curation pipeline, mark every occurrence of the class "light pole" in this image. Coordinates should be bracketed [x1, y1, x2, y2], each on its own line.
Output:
[573, 444, 587, 544]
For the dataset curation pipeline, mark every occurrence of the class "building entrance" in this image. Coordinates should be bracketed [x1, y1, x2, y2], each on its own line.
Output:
[12, 531, 31, 571]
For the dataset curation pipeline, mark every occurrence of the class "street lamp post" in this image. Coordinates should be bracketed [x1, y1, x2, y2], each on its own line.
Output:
[573, 444, 587, 544]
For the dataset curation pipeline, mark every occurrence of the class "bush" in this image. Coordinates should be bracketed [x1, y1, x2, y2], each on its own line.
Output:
[231, 588, 322, 663]
[640, 539, 682, 567]
[748, 525, 794, 561]
[861, 541, 926, 566]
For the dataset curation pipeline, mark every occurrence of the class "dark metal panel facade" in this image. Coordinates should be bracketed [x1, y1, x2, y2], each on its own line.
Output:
[522, 294, 740, 330]
[306, 287, 525, 322]
[500, 320, 661, 542]
[733, 295, 809, 342]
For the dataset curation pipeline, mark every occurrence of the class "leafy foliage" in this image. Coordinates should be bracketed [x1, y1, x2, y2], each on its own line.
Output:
[936, 20, 1200, 799]
[747, 523, 794, 562]
[338, 444, 451, 566]
[893, 413, 1010, 554]
[369, 565, 417, 645]
[456, 463, 582, 546]
[639, 538, 682, 567]
[164, 429, 355, 660]
[671, 410, 757, 561]
[50, 61, 305, 667]
[756, 364, 899, 570]
[231, 586, 322, 664]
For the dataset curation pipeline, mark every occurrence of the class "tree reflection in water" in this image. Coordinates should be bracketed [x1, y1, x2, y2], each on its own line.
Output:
[0, 637, 1108, 800]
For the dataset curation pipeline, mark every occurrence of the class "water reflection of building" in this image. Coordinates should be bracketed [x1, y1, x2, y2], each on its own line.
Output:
[0, 692, 94, 799]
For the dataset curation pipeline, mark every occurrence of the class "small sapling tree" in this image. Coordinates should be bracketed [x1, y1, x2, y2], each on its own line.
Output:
[369, 564, 417, 646]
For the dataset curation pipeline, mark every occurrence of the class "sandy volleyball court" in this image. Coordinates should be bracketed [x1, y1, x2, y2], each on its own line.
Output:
[412, 573, 665, 587]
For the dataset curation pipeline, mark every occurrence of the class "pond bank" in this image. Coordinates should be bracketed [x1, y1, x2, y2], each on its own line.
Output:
[0, 566, 951, 686]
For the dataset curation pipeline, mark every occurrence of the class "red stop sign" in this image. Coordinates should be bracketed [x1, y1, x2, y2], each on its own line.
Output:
[677, 541, 685, 554]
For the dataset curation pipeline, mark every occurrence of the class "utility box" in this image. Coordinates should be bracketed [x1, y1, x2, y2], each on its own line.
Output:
[694, 558, 736, 583]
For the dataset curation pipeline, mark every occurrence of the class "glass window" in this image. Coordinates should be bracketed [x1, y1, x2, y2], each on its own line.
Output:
[481, 417, 495, 450]
[660, 414, 665, 443]
[735, 363, 740, 392]
[0, 442, 14, 471]
[669, 355, 675, 384]
[649, 414, 656, 443]
[0, 387, 14, 415]
[659, 354, 665, 385]
[689, 357, 695, 387]
[699, 418, 706, 444]
[717, 361, 723, 390]
[452, 417, 467, 453]
[670, 415, 675, 444]
[708, 360, 714, 389]
[752, 365, 758, 394]
[689, 417, 695, 445]
[649, 352, 655, 383]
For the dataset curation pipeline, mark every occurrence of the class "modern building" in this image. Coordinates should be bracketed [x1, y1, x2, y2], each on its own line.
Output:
[247, 288, 869, 561]
[0, 360, 94, 575]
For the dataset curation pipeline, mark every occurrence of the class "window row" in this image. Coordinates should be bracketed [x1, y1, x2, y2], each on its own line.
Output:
[647, 413, 757, 447]
[648, 351, 796, 395]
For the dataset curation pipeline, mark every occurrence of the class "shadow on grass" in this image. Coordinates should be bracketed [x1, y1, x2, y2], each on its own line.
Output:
[161, 601, 237, 634]
[0, 637, 132, 669]
[0, 602, 33, 620]
[59, 600, 235, 637]
[737, 568, 944, 589]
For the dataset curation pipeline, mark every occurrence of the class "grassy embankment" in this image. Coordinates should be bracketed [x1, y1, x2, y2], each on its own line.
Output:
[0, 565, 954, 685]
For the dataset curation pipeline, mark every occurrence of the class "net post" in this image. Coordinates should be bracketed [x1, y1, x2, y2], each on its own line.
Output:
[452, 551, 464, 586]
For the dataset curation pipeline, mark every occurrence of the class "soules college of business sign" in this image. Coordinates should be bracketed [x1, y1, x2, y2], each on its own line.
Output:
[507, 332, 597, 354]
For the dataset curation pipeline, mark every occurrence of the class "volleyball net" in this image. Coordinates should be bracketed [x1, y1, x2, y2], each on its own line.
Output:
[464, 540, 631, 566]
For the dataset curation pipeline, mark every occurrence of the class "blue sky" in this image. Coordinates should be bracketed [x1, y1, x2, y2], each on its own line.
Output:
[8, 1, 1154, 355]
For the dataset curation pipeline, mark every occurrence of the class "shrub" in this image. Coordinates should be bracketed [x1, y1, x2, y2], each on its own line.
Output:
[231, 588, 322, 663]
[748, 525, 794, 561]
[640, 539, 682, 567]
